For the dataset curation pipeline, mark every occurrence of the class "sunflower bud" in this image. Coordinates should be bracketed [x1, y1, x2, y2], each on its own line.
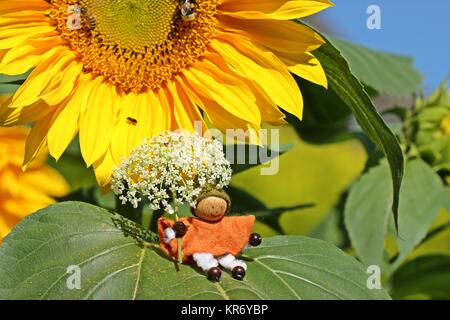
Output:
[409, 82, 450, 173]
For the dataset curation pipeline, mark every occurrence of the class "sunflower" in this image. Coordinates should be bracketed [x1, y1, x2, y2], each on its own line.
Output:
[0, 124, 69, 241]
[0, 0, 332, 186]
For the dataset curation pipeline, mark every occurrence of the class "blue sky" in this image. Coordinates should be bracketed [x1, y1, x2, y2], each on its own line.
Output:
[313, 0, 450, 91]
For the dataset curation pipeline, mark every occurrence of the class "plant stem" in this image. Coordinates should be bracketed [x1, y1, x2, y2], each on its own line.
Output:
[170, 189, 183, 265]
[175, 213, 183, 265]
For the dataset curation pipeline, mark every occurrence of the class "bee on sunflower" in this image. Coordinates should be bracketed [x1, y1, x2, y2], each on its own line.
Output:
[0, 0, 333, 186]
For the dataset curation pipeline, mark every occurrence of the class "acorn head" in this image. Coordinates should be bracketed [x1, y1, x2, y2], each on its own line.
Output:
[193, 189, 231, 222]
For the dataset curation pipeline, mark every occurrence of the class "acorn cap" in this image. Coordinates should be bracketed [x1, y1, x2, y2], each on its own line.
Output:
[195, 189, 231, 214]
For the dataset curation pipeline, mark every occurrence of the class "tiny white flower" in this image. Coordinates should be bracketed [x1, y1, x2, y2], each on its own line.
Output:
[111, 130, 232, 214]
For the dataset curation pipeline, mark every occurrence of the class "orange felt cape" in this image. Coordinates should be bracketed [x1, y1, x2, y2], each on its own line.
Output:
[158, 216, 255, 262]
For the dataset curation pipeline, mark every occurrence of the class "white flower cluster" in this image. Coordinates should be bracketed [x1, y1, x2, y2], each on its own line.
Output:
[111, 131, 232, 214]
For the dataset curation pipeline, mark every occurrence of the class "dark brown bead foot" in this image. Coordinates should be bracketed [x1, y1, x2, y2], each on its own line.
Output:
[249, 233, 262, 246]
[207, 267, 222, 281]
[232, 266, 246, 280]
[173, 221, 187, 238]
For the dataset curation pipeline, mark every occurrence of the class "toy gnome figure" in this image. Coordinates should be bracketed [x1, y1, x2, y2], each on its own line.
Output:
[158, 190, 262, 281]
[111, 131, 260, 281]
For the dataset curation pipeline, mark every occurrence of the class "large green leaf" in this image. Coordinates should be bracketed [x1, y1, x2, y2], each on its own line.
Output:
[344, 161, 393, 267]
[330, 38, 422, 97]
[289, 37, 422, 144]
[391, 254, 450, 300]
[314, 36, 404, 229]
[345, 159, 444, 268]
[0, 202, 390, 300]
[393, 159, 444, 267]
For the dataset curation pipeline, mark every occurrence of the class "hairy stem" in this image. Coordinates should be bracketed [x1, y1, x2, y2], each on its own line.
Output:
[175, 213, 183, 265]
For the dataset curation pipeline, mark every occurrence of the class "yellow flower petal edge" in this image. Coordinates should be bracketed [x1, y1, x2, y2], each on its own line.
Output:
[0, 0, 332, 186]
[0, 124, 69, 241]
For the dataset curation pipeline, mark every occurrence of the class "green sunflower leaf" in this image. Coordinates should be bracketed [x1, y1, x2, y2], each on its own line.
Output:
[330, 38, 422, 97]
[344, 159, 444, 268]
[0, 72, 30, 94]
[0, 202, 390, 300]
[391, 254, 450, 300]
[0, 72, 29, 84]
[393, 159, 444, 267]
[0, 83, 20, 95]
[314, 35, 405, 230]
[344, 161, 393, 267]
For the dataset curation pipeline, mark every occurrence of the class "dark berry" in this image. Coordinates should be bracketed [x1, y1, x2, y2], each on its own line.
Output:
[207, 267, 222, 281]
[249, 233, 262, 246]
[173, 221, 187, 238]
[232, 266, 246, 280]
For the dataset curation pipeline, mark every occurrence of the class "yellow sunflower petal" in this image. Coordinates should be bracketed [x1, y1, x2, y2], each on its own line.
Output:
[155, 88, 174, 132]
[23, 113, 53, 169]
[246, 80, 288, 125]
[0, 36, 63, 75]
[0, 97, 54, 126]
[93, 148, 116, 187]
[0, 125, 68, 239]
[0, 1, 50, 15]
[0, 214, 16, 239]
[11, 48, 74, 108]
[218, 15, 324, 54]
[282, 52, 328, 88]
[47, 109, 77, 161]
[47, 73, 93, 162]
[167, 80, 207, 132]
[220, 0, 334, 20]
[212, 34, 303, 119]
[111, 92, 148, 163]
[21, 166, 69, 198]
[0, 24, 54, 49]
[2, 198, 46, 220]
[110, 88, 177, 165]
[177, 76, 262, 145]
[40, 60, 83, 106]
[15, 180, 55, 205]
[79, 79, 118, 166]
[184, 56, 261, 125]
[0, 10, 49, 27]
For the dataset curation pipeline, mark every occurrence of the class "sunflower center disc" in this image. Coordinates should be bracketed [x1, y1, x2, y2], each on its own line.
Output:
[82, 0, 179, 52]
[50, 0, 219, 93]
